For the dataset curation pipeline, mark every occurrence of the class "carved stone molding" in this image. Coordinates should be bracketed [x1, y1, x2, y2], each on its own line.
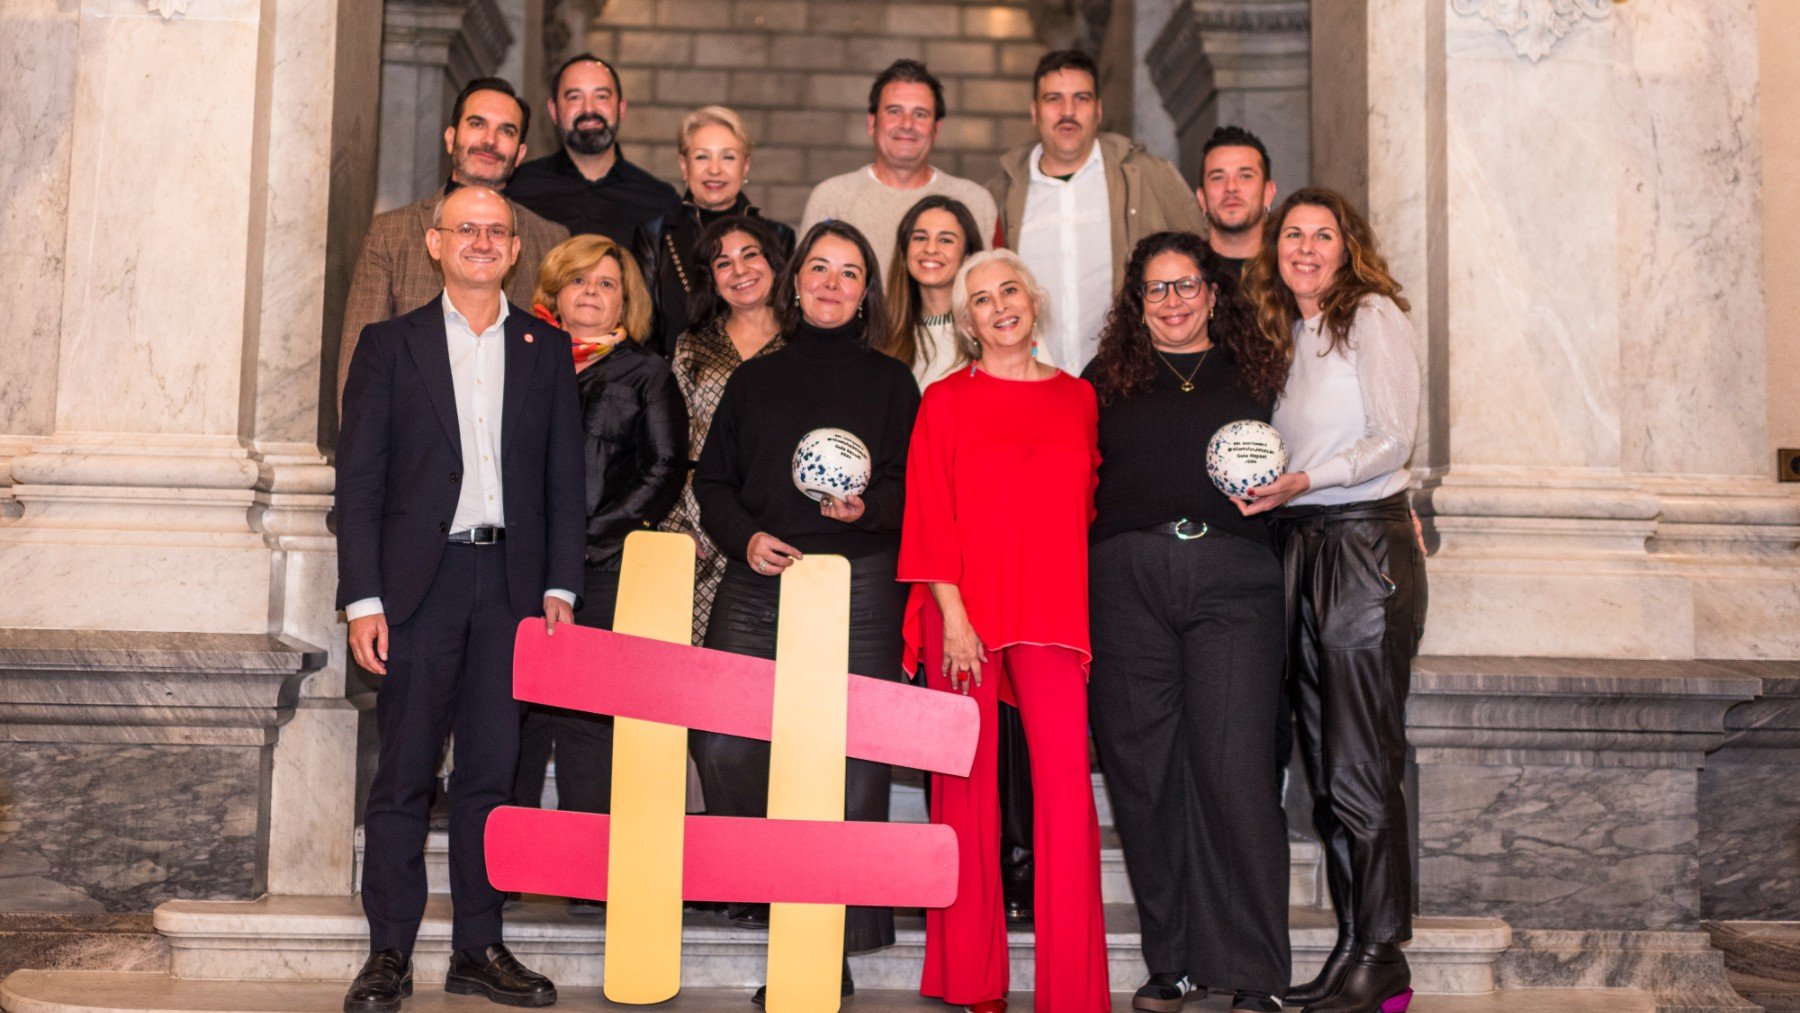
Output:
[1451, 0, 1614, 63]
[146, 0, 191, 18]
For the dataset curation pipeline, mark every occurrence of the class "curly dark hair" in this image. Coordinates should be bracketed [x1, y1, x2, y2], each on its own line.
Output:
[687, 215, 789, 332]
[775, 219, 889, 343]
[1088, 231, 1289, 406]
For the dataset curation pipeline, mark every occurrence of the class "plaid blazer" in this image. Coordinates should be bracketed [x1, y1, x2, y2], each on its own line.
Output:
[336, 190, 569, 398]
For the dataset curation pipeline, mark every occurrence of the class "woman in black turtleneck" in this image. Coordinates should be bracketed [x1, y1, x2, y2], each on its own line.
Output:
[1082, 233, 1294, 1013]
[692, 219, 920, 997]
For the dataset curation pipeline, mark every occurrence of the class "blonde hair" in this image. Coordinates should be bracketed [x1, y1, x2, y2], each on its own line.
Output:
[532, 234, 654, 342]
[948, 249, 1051, 363]
[678, 105, 753, 157]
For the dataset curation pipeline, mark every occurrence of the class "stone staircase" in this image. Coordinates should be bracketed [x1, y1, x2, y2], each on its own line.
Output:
[584, 0, 1046, 226]
[1, 770, 1540, 1012]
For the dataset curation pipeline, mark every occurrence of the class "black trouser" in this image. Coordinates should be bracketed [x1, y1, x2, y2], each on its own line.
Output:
[1275, 491, 1427, 946]
[363, 543, 522, 955]
[1089, 528, 1290, 995]
[997, 704, 1034, 908]
[691, 551, 906, 953]
[511, 565, 622, 813]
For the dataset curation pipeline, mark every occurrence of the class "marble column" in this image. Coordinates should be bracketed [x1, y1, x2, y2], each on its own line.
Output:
[1146, 0, 1311, 201]
[376, 0, 513, 214]
[0, 0, 354, 899]
[1313, 0, 1799, 662]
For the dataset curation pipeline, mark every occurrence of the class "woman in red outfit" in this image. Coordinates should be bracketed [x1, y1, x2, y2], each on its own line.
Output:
[901, 248, 1110, 1013]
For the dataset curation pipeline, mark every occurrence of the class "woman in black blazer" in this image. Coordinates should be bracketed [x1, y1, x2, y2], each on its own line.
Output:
[511, 233, 688, 869]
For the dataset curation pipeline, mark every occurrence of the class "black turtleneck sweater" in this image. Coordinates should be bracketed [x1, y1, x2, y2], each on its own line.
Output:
[1083, 347, 1275, 548]
[694, 319, 921, 562]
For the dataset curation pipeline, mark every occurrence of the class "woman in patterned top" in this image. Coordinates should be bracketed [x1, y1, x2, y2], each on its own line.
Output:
[658, 215, 789, 643]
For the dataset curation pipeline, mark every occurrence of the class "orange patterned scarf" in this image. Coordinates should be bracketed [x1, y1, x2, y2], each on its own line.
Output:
[533, 303, 620, 373]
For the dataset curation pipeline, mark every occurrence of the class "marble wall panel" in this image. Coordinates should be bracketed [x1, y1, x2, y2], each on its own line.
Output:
[0, 742, 267, 912]
[1700, 753, 1800, 921]
[247, 0, 339, 447]
[1419, 762, 1700, 930]
[1443, 8, 1624, 471]
[1612, 0, 1768, 479]
[0, 1, 77, 441]
[55, 4, 261, 438]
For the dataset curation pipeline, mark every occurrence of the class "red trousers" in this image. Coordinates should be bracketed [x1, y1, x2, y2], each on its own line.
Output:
[918, 620, 1110, 1011]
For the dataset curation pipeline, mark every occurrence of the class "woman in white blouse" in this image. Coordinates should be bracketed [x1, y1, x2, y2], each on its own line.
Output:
[880, 195, 986, 388]
[1239, 188, 1427, 1013]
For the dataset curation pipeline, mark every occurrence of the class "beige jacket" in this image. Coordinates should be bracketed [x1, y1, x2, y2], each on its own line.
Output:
[987, 132, 1207, 292]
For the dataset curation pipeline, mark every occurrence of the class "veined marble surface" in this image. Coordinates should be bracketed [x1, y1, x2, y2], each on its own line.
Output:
[0, 2, 76, 442]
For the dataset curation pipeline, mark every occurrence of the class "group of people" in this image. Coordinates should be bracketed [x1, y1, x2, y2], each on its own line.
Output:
[334, 46, 1427, 1013]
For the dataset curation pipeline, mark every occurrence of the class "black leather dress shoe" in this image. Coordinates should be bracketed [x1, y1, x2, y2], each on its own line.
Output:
[344, 949, 412, 1013]
[445, 943, 558, 1007]
[1003, 898, 1033, 927]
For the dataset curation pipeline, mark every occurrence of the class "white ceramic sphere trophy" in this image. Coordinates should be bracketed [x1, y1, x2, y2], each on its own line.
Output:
[792, 428, 872, 502]
[1206, 420, 1289, 498]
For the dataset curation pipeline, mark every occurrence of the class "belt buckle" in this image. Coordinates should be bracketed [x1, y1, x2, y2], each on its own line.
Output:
[1173, 518, 1208, 540]
[470, 525, 499, 545]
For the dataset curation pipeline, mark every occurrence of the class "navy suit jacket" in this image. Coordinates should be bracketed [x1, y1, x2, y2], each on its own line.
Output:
[335, 296, 586, 626]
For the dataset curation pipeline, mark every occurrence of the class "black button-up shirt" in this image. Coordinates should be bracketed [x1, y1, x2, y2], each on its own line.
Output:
[505, 147, 680, 248]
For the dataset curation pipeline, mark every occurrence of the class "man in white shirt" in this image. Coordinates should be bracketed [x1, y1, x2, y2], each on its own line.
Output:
[336, 184, 585, 1013]
[800, 59, 998, 277]
[989, 50, 1206, 374]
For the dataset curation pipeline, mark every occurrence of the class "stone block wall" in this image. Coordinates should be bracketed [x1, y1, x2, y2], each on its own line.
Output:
[586, 0, 1047, 227]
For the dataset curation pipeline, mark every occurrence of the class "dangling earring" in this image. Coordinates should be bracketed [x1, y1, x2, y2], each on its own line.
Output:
[1208, 305, 1215, 319]
[1030, 339, 1039, 358]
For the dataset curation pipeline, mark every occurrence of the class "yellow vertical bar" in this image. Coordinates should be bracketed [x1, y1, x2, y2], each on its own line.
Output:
[764, 554, 852, 1013]
[602, 531, 697, 1004]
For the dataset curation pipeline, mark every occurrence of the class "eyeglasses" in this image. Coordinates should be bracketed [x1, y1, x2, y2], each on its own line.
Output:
[1143, 276, 1205, 303]
[435, 223, 515, 244]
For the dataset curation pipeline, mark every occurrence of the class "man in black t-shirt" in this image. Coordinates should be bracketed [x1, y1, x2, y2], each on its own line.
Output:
[1195, 125, 1277, 279]
[505, 54, 678, 248]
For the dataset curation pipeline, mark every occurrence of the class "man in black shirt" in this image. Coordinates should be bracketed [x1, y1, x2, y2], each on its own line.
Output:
[1195, 125, 1277, 279]
[506, 53, 678, 247]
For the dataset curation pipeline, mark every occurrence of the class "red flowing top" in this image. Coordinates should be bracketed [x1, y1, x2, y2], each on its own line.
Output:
[899, 367, 1100, 684]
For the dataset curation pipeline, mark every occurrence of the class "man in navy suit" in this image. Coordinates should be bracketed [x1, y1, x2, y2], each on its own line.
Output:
[336, 184, 584, 1012]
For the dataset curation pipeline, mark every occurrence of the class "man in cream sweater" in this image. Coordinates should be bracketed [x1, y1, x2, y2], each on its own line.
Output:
[800, 59, 998, 278]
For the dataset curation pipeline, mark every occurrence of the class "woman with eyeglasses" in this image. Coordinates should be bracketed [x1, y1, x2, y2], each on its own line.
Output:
[1083, 232, 1293, 1013]
[1239, 190, 1425, 1013]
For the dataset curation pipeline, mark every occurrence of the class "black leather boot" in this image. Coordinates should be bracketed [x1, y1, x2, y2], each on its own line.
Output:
[1284, 928, 1355, 1006]
[1302, 943, 1411, 1013]
[344, 949, 412, 1013]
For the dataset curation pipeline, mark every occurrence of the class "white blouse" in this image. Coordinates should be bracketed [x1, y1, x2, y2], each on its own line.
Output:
[913, 316, 961, 389]
[1272, 294, 1421, 507]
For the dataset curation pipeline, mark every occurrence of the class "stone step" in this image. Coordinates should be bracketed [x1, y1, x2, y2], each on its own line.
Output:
[1707, 921, 1800, 1009]
[349, 826, 1324, 910]
[351, 772, 1325, 909]
[147, 895, 1510, 995]
[0, 971, 1660, 1013]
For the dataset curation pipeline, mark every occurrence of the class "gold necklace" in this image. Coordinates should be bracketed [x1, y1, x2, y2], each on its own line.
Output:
[1154, 346, 1210, 392]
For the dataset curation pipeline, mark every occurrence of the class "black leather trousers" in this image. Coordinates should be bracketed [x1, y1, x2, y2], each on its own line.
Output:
[1275, 492, 1427, 945]
[691, 550, 906, 953]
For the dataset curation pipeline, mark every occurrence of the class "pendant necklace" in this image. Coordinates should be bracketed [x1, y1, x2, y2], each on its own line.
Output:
[1155, 346, 1210, 393]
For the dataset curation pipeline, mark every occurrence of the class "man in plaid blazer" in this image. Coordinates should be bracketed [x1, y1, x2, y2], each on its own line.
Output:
[338, 77, 569, 400]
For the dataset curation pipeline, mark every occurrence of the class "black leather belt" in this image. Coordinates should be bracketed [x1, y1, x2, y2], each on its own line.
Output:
[447, 525, 505, 545]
